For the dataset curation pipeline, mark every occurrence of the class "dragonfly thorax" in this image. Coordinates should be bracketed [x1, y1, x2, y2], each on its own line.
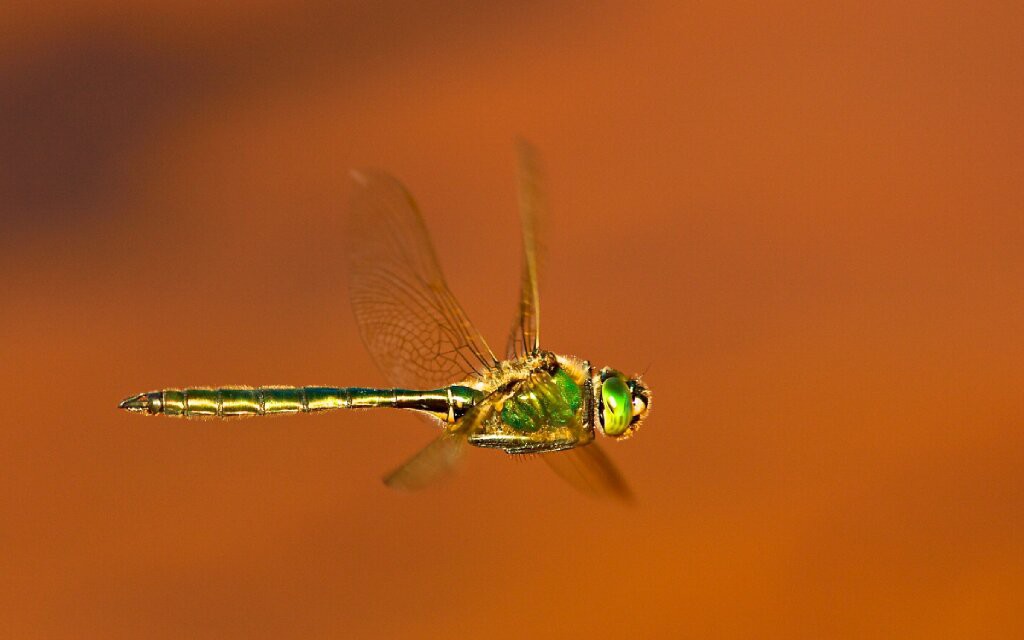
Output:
[469, 350, 559, 392]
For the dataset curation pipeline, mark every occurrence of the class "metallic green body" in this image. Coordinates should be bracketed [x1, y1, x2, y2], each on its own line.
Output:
[501, 369, 581, 432]
[466, 357, 596, 454]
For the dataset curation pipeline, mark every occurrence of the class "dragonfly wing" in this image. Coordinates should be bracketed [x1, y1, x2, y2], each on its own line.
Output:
[506, 140, 545, 359]
[542, 443, 635, 503]
[348, 170, 497, 389]
[383, 433, 467, 491]
[382, 398, 497, 491]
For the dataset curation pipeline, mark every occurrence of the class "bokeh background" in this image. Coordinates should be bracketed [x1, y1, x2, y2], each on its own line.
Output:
[3, 2, 1022, 638]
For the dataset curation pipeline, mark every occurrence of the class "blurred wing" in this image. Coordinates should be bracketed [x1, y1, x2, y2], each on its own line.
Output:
[383, 433, 467, 491]
[382, 399, 497, 491]
[506, 140, 545, 359]
[542, 444, 635, 503]
[349, 170, 497, 389]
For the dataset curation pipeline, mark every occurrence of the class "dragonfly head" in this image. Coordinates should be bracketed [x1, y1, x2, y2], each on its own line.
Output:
[596, 368, 650, 439]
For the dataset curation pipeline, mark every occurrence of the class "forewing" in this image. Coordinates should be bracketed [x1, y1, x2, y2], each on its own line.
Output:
[506, 140, 545, 359]
[542, 443, 635, 503]
[349, 170, 497, 389]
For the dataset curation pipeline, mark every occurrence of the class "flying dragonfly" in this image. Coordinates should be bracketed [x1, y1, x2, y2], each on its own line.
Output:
[119, 142, 651, 500]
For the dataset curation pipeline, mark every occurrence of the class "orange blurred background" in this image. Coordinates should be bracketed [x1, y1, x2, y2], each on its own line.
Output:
[3, 2, 1022, 637]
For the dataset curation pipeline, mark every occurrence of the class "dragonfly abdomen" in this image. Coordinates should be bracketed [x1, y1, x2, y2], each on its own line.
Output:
[118, 385, 480, 421]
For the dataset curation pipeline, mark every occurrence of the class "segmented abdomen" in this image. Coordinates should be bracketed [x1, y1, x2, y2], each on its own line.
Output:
[123, 385, 482, 421]
[151, 387, 389, 418]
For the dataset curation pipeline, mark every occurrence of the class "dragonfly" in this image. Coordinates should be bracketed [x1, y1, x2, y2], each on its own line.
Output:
[119, 142, 651, 500]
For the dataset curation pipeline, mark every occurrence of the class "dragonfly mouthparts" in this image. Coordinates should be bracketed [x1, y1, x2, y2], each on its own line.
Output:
[118, 393, 150, 413]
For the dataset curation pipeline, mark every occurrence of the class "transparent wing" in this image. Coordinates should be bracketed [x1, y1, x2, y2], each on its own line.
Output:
[506, 140, 545, 359]
[542, 444, 635, 503]
[382, 400, 497, 491]
[348, 170, 498, 389]
[383, 433, 466, 491]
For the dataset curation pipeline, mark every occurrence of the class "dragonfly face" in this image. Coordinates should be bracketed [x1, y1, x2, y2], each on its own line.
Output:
[597, 368, 651, 439]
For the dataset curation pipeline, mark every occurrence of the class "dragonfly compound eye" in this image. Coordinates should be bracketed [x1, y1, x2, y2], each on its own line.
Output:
[599, 374, 633, 438]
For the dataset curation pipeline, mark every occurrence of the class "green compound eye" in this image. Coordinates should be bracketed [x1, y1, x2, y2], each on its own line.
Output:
[600, 374, 633, 437]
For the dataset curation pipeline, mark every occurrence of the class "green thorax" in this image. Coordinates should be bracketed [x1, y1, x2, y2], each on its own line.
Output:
[501, 369, 582, 432]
